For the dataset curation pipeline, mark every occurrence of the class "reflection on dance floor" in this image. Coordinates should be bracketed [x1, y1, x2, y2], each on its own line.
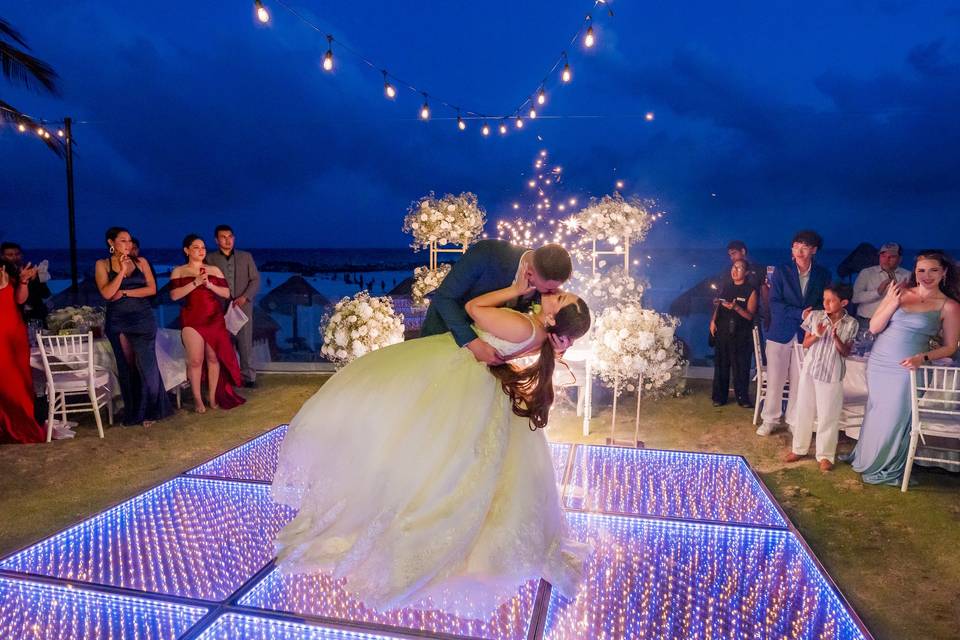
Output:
[0, 425, 871, 639]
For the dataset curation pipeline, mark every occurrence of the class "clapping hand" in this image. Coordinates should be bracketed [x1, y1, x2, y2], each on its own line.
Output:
[816, 319, 830, 337]
[0, 268, 9, 290]
[884, 279, 902, 306]
[19, 262, 39, 283]
[194, 270, 209, 287]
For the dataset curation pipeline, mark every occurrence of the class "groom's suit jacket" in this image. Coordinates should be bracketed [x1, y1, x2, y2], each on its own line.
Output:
[420, 240, 533, 347]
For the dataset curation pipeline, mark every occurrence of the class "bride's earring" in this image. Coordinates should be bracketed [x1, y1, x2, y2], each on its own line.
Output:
[109, 245, 115, 254]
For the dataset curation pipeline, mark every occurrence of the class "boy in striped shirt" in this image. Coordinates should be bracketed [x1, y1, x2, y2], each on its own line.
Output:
[785, 283, 858, 471]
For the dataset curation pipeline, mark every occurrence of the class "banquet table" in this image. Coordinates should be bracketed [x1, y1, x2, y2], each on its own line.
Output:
[31, 329, 187, 402]
[841, 355, 960, 471]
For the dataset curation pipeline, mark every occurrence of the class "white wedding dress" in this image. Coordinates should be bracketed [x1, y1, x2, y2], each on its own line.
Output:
[271, 314, 587, 614]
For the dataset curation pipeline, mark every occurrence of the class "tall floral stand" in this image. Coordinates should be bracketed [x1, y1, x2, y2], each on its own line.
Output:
[606, 374, 644, 448]
[428, 241, 465, 270]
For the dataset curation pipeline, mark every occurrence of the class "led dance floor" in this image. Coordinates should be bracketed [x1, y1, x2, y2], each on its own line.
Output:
[0, 425, 872, 639]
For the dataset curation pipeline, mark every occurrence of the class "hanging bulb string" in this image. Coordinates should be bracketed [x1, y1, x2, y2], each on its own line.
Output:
[264, 0, 609, 123]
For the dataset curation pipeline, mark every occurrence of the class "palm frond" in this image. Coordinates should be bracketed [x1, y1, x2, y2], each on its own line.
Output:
[0, 98, 65, 158]
[0, 18, 30, 49]
[0, 40, 59, 94]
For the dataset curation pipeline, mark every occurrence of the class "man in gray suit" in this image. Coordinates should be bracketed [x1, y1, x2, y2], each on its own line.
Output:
[206, 224, 260, 387]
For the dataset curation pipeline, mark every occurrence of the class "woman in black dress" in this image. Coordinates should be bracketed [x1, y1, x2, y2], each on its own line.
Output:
[95, 227, 173, 426]
[710, 259, 758, 407]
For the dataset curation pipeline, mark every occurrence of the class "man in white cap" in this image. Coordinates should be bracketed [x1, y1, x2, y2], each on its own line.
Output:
[851, 242, 910, 330]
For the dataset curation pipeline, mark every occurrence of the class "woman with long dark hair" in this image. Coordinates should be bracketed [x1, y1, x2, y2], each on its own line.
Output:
[271, 280, 591, 614]
[95, 227, 173, 427]
[851, 250, 960, 485]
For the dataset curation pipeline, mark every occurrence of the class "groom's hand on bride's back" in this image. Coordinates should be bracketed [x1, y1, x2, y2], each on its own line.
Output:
[549, 334, 572, 357]
[467, 338, 505, 366]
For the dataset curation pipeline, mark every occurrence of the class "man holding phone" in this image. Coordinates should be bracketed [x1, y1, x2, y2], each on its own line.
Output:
[851, 242, 910, 331]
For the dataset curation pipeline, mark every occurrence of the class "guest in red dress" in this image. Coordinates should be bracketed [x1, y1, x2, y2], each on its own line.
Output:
[0, 260, 45, 444]
[169, 235, 246, 412]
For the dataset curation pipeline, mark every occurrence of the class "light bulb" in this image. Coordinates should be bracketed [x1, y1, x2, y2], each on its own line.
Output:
[384, 83, 395, 98]
[515, 116, 523, 129]
[512, 203, 519, 209]
[584, 25, 595, 48]
[528, 107, 537, 119]
[322, 49, 333, 71]
[528, 180, 536, 188]
[540, 150, 547, 157]
[18, 123, 26, 132]
[457, 116, 466, 131]
[645, 111, 655, 121]
[43, 130, 50, 138]
[499, 122, 507, 134]
[420, 98, 430, 120]
[57, 129, 64, 137]
[255, 0, 269, 23]
[481, 122, 490, 136]
[616, 180, 624, 189]
[36, 127, 43, 135]
[561, 63, 572, 83]
[537, 87, 546, 105]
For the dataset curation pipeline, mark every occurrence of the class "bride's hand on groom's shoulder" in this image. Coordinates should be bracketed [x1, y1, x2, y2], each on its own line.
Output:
[511, 279, 536, 297]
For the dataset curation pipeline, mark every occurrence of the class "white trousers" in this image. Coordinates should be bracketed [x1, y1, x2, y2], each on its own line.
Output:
[761, 338, 800, 427]
[791, 372, 844, 462]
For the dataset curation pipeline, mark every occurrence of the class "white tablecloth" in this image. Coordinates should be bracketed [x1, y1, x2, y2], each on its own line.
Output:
[842, 356, 959, 470]
[31, 328, 187, 397]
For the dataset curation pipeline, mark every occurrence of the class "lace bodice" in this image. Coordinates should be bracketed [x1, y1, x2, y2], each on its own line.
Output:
[473, 310, 539, 358]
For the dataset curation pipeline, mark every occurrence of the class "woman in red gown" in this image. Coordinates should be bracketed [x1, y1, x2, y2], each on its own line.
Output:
[169, 235, 245, 412]
[0, 261, 45, 444]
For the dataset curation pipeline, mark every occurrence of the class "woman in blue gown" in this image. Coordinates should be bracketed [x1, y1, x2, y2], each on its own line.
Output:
[851, 250, 960, 485]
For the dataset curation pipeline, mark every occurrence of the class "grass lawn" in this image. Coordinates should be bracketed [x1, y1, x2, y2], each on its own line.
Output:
[1, 375, 957, 639]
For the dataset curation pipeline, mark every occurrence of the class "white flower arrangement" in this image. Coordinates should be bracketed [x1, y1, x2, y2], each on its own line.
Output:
[572, 266, 646, 313]
[591, 302, 685, 396]
[46, 305, 105, 334]
[571, 193, 656, 246]
[403, 191, 486, 250]
[411, 263, 452, 307]
[320, 291, 405, 366]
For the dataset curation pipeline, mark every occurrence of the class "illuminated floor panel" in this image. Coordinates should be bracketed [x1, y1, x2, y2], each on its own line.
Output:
[542, 513, 866, 640]
[565, 445, 787, 527]
[0, 576, 207, 640]
[193, 612, 411, 639]
[187, 425, 288, 482]
[0, 477, 296, 601]
[239, 568, 539, 640]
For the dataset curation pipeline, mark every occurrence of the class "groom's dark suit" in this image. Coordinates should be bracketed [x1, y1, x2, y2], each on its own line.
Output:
[420, 240, 534, 347]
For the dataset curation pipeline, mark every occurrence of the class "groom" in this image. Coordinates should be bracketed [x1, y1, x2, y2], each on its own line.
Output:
[421, 239, 574, 365]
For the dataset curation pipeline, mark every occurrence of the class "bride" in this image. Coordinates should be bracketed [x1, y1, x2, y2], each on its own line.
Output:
[271, 280, 592, 614]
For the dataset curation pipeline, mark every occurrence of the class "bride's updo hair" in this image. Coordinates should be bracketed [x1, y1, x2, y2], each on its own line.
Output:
[489, 297, 591, 430]
[908, 249, 960, 303]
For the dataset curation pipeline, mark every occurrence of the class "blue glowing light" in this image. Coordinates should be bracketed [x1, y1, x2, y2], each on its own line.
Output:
[0, 477, 296, 600]
[194, 612, 409, 639]
[542, 512, 866, 640]
[239, 567, 538, 639]
[548, 441, 571, 484]
[188, 425, 288, 482]
[564, 445, 788, 527]
[0, 576, 207, 639]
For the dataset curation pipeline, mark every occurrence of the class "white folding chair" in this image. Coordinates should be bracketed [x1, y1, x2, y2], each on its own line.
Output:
[902, 366, 960, 492]
[36, 331, 114, 442]
[752, 327, 791, 425]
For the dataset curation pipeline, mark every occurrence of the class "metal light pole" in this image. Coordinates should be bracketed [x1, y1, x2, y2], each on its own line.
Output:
[64, 117, 78, 295]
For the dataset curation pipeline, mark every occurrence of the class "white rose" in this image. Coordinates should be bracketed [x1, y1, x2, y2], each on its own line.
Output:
[334, 329, 348, 347]
[352, 342, 366, 357]
[336, 348, 348, 359]
[420, 213, 428, 221]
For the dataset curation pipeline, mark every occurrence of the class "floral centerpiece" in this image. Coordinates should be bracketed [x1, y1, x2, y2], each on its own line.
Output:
[571, 193, 656, 246]
[403, 192, 486, 250]
[572, 266, 646, 313]
[46, 306, 106, 336]
[411, 263, 452, 307]
[320, 291, 405, 366]
[592, 303, 684, 396]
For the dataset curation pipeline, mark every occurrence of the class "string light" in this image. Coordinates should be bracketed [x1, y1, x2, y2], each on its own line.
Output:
[322, 35, 334, 71]
[254, 0, 612, 140]
[382, 71, 396, 99]
[645, 111, 655, 121]
[56, 129, 64, 137]
[616, 180, 624, 189]
[481, 122, 490, 136]
[17, 123, 26, 132]
[254, 0, 270, 23]
[456, 112, 466, 131]
[584, 24, 596, 48]
[420, 94, 430, 120]
[499, 121, 508, 135]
